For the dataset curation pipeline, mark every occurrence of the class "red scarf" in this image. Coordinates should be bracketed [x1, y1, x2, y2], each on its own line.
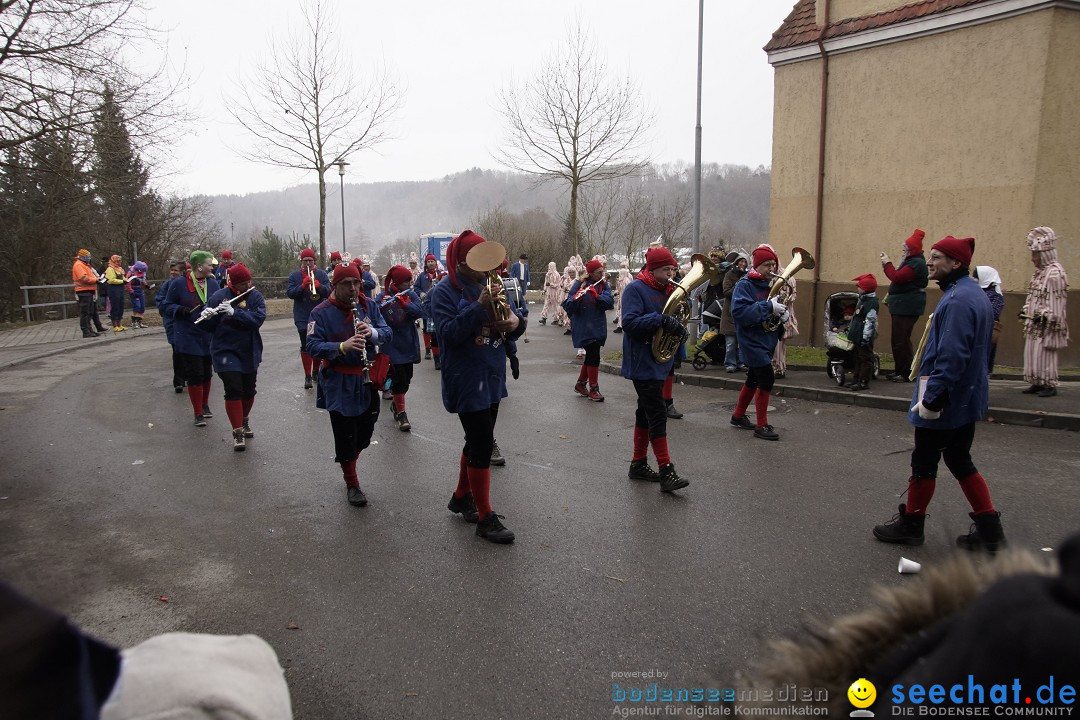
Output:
[636, 269, 675, 295]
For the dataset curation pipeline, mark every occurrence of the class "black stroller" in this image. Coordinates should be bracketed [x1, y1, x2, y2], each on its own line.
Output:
[824, 291, 880, 386]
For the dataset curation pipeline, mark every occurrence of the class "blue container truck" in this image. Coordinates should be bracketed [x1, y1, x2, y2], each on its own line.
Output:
[420, 232, 456, 268]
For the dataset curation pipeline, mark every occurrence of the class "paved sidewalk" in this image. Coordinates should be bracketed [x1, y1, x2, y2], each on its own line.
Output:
[1, 317, 1075, 430]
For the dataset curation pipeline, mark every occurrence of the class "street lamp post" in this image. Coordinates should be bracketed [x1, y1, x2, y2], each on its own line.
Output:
[336, 159, 349, 255]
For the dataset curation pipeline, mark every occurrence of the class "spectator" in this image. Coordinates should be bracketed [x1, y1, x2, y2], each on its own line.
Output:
[974, 265, 1004, 375]
[880, 229, 929, 383]
[1021, 227, 1069, 398]
[72, 249, 100, 338]
[103, 254, 128, 332]
[718, 250, 748, 373]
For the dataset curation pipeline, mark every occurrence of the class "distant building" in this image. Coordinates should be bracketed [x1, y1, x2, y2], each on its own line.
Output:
[765, 0, 1078, 365]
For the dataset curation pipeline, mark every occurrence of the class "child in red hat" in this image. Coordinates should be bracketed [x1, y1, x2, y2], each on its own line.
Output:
[847, 274, 879, 391]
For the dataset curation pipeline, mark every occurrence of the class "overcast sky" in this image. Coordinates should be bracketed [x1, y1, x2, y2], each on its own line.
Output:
[146, 1, 797, 197]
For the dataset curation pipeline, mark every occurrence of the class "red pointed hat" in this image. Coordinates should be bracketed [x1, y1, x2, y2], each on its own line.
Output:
[931, 236, 975, 266]
[645, 247, 677, 271]
[585, 259, 604, 274]
[384, 264, 412, 292]
[445, 230, 487, 287]
[329, 251, 342, 262]
[299, 248, 316, 260]
[333, 262, 361, 284]
[751, 245, 779, 269]
[227, 263, 251, 285]
[905, 229, 925, 254]
[853, 273, 878, 293]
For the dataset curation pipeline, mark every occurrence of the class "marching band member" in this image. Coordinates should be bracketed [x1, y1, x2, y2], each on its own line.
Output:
[326, 250, 342, 276]
[620, 246, 691, 493]
[104, 254, 128, 332]
[286, 248, 331, 390]
[431, 230, 525, 544]
[415, 253, 446, 368]
[360, 257, 378, 299]
[161, 251, 221, 426]
[199, 263, 265, 451]
[564, 259, 614, 401]
[729, 245, 786, 441]
[306, 263, 392, 507]
[375, 265, 423, 432]
[213, 250, 235, 285]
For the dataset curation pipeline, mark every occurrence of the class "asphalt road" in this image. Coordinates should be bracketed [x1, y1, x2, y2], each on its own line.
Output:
[1, 317, 1078, 719]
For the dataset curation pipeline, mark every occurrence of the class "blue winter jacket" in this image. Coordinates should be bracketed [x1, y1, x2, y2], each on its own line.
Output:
[286, 268, 331, 331]
[375, 288, 423, 364]
[161, 273, 220, 356]
[361, 271, 377, 299]
[155, 277, 176, 343]
[731, 274, 782, 367]
[909, 272, 992, 429]
[620, 278, 676, 381]
[563, 279, 614, 347]
[306, 296, 392, 416]
[431, 276, 526, 413]
[202, 287, 266, 374]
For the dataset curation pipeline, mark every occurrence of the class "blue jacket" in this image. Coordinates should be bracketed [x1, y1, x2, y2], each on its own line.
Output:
[414, 271, 443, 322]
[286, 268, 331, 331]
[731, 274, 782, 367]
[620, 278, 675, 381]
[161, 273, 220, 356]
[213, 263, 234, 286]
[375, 288, 423, 364]
[306, 296, 392, 416]
[361, 271, 377, 299]
[563, 279, 614, 347]
[156, 277, 176, 343]
[431, 276, 526, 413]
[202, 287, 266, 374]
[909, 272, 992, 429]
[509, 261, 530, 290]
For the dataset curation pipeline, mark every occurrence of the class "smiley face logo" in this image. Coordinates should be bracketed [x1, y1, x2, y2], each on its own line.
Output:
[848, 678, 876, 709]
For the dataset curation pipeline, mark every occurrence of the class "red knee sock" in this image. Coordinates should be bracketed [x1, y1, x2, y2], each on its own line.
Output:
[311, 357, 321, 375]
[650, 435, 671, 467]
[754, 390, 771, 427]
[393, 393, 406, 414]
[577, 365, 588, 383]
[423, 332, 432, 351]
[906, 476, 936, 514]
[586, 365, 599, 386]
[432, 347, 440, 358]
[224, 399, 244, 429]
[187, 385, 203, 415]
[241, 396, 254, 418]
[632, 426, 649, 462]
[734, 385, 755, 417]
[467, 466, 492, 518]
[340, 458, 358, 488]
[957, 472, 995, 515]
[662, 375, 674, 401]
[300, 352, 313, 376]
[454, 453, 470, 498]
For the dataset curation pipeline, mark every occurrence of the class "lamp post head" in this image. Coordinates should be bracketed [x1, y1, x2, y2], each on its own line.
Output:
[336, 159, 349, 177]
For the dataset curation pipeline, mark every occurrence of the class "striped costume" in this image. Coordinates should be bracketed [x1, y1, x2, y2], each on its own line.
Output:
[1022, 227, 1069, 389]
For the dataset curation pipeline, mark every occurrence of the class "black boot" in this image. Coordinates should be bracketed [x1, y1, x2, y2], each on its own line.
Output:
[242, 417, 254, 438]
[628, 459, 661, 482]
[665, 400, 683, 419]
[539, 317, 546, 325]
[476, 512, 515, 544]
[304, 375, 313, 389]
[873, 503, 926, 545]
[659, 463, 689, 493]
[447, 492, 479, 523]
[956, 511, 1007, 552]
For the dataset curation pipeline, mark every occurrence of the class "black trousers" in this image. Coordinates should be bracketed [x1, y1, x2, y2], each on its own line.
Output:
[390, 362, 414, 395]
[854, 344, 875, 383]
[459, 404, 500, 469]
[296, 327, 308, 354]
[744, 364, 775, 393]
[172, 350, 184, 388]
[632, 379, 667, 439]
[582, 341, 601, 367]
[911, 422, 978, 480]
[76, 291, 95, 333]
[177, 353, 212, 386]
[329, 393, 379, 463]
[218, 371, 257, 400]
[891, 313, 919, 378]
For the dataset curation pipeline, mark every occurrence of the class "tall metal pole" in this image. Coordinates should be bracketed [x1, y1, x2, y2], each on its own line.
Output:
[689, 0, 705, 341]
[336, 160, 349, 254]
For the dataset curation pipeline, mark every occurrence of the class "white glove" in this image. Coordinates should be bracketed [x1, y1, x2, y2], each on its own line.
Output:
[779, 309, 791, 325]
[880, 252, 890, 264]
[98, 276, 108, 283]
[910, 400, 941, 420]
[197, 306, 217, 322]
[770, 299, 787, 316]
[220, 303, 235, 317]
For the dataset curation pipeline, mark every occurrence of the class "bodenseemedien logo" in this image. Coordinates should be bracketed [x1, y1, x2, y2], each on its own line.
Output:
[849, 678, 877, 717]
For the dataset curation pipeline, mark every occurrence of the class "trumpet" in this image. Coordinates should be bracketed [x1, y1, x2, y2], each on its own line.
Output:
[308, 266, 318, 299]
[573, 277, 606, 301]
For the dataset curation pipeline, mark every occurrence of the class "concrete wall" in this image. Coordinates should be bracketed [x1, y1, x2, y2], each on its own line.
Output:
[769, 8, 1077, 366]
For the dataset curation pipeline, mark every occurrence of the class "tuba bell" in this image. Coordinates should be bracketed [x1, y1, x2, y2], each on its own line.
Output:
[763, 247, 815, 333]
[651, 253, 723, 363]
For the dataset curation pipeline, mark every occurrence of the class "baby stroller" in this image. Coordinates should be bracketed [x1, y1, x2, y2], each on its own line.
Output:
[824, 291, 880, 386]
[692, 327, 726, 370]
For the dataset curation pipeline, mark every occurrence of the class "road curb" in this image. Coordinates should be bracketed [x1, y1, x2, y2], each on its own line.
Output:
[598, 361, 1080, 431]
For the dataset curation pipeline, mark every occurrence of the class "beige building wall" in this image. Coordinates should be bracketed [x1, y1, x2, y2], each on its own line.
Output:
[768, 7, 1078, 366]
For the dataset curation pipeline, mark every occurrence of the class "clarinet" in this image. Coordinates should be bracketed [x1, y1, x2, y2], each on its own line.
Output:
[351, 300, 373, 382]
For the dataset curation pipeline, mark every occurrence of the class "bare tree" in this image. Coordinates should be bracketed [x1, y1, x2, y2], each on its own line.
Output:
[579, 177, 628, 260]
[0, 0, 184, 156]
[496, 20, 652, 258]
[226, 0, 401, 264]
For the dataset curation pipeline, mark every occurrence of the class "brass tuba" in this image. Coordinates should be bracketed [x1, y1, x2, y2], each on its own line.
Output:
[651, 253, 723, 363]
[464, 240, 511, 325]
[763, 247, 815, 333]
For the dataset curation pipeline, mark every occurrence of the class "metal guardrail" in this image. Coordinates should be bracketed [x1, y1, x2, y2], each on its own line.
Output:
[19, 278, 294, 323]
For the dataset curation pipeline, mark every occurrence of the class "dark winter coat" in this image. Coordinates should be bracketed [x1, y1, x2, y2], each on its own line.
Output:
[884, 253, 929, 317]
[161, 272, 221, 356]
[620, 278, 676, 381]
[731, 273, 782, 367]
[202, 286, 266, 374]
[847, 292, 879, 347]
[375, 288, 423, 364]
[563, 279, 614, 347]
[286, 268, 331, 332]
[306, 296, 392, 416]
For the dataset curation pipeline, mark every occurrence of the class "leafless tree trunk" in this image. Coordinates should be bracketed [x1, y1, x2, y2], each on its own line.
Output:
[496, 20, 652, 258]
[226, 0, 401, 264]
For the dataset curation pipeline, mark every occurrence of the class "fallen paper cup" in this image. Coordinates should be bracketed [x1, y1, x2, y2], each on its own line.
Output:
[898, 557, 922, 574]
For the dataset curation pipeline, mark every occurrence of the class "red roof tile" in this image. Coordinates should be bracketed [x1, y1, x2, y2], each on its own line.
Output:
[765, 0, 994, 52]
